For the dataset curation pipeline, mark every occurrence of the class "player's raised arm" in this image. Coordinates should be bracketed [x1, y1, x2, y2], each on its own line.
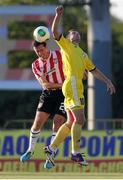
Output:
[52, 5, 64, 40]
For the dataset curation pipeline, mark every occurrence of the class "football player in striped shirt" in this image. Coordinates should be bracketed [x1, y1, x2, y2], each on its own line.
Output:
[20, 40, 66, 168]
[44, 5, 116, 168]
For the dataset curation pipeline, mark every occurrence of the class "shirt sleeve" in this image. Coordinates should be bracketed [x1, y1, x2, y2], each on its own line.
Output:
[32, 62, 42, 79]
[82, 52, 96, 71]
[55, 34, 70, 51]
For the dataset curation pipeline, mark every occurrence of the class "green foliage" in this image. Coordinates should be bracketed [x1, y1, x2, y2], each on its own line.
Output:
[0, 90, 40, 126]
[112, 23, 123, 118]
[63, 6, 88, 51]
[0, 90, 55, 129]
[8, 21, 48, 39]
[8, 51, 36, 68]
[0, 0, 57, 5]
[8, 21, 47, 68]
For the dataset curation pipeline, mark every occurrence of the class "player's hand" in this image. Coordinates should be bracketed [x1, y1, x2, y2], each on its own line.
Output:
[55, 5, 64, 15]
[42, 82, 50, 90]
[106, 80, 116, 95]
[42, 82, 62, 90]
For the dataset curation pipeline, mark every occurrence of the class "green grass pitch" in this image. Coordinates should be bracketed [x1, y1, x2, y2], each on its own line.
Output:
[0, 172, 122, 179]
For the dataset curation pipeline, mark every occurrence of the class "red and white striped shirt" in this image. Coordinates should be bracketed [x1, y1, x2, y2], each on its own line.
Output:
[32, 50, 65, 84]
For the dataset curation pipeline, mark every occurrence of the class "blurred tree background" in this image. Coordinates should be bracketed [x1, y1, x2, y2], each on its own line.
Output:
[0, 0, 123, 128]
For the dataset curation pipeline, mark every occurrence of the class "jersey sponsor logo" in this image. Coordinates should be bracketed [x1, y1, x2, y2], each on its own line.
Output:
[46, 67, 56, 75]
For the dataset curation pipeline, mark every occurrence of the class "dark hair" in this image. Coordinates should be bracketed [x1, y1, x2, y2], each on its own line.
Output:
[32, 40, 47, 48]
[68, 29, 77, 33]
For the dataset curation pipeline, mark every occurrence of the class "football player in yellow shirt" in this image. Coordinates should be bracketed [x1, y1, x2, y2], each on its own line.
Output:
[44, 5, 116, 169]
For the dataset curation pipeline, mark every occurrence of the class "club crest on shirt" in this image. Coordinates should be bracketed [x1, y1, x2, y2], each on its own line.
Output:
[40, 66, 44, 72]
[46, 67, 56, 75]
[53, 58, 58, 64]
[82, 52, 86, 58]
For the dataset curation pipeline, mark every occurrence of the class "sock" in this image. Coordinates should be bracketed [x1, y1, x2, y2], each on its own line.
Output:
[50, 132, 56, 143]
[71, 122, 82, 154]
[28, 129, 40, 152]
[50, 132, 57, 154]
[50, 123, 71, 151]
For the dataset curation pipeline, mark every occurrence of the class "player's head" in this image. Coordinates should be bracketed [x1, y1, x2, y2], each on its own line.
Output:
[66, 29, 81, 45]
[32, 40, 49, 58]
[32, 40, 47, 48]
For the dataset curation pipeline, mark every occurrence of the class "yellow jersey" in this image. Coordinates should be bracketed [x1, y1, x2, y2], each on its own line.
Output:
[55, 35, 95, 109]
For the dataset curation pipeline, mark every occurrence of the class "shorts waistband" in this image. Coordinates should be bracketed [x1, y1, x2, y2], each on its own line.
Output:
[43, 89, 62, 93]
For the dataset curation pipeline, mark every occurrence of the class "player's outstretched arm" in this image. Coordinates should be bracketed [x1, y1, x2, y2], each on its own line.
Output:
[37, 76, 62, 90]
[52, 5, 64, 40]
[90, 68, 116, 95]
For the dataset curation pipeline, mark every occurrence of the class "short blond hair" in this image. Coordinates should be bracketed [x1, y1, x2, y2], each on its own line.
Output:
[66, 29, 81, 43]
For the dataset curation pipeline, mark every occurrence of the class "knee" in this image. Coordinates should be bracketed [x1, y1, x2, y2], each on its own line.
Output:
[75, 117, 86, 126]
[31, 116, 46, 131]
[31, 121, 41, 131]
[53, 116, 66, 132]
[65, 122, 72, 129]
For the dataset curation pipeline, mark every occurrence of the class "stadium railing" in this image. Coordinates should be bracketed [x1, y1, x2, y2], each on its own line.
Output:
[2, 118, 123, 130]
